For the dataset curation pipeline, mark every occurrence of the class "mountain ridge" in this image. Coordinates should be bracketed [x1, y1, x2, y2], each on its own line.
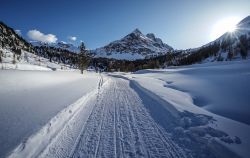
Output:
[91, 28, 173, 60]
[31, 41, 80, 53]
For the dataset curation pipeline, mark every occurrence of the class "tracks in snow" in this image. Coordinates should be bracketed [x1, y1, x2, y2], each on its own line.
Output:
[36, 74, 106, 158]
[16, 75, 188, 158]
[70, 77, 187, 158]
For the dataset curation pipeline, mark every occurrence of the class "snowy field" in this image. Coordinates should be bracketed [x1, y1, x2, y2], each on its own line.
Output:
[1, 60, 250, 158]
[0, 70, 101, 157]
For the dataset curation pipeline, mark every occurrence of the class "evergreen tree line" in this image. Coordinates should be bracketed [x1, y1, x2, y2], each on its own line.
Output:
[91, 52, 179, 72]
[177, 42, 221, 65]
[34, 46, 79, 68]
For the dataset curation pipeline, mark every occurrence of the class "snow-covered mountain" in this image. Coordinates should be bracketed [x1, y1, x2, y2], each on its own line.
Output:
[234, 15, 250, 35]
[92, 29, 173, 60]
[238, 15, 250, 26]
[31, 41, 79, 53]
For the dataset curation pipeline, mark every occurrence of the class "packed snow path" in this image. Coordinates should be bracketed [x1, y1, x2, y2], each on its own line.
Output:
[29, 76, 187, 158]
[71, 77, 187, 158]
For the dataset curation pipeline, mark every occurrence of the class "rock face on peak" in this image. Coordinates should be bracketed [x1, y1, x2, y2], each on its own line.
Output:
[92, 29, 173, 61]
[131, 28, 143, 35]
[146, 33, 156, 40]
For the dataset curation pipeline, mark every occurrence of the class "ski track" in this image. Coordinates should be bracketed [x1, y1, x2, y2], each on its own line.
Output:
[37, 75, 188, 158]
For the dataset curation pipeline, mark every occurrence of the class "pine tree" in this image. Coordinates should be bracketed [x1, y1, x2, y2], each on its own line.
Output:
[0, 50, 2, 63]
[12, 53, 16, 64]
[79, 42, 90, 74]
[239, 35, 248, 59]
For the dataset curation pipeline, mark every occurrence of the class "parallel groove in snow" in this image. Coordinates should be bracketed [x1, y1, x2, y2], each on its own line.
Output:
[70, 77, 187, 158]
[19, 76, 188, 158]
[37, 75, 106, 158]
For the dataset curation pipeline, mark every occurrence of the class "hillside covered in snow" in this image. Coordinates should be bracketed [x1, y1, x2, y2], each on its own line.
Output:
[0, 22, 79, 71]
[0, 48, 75, 71]
[176, 16, 250, 65]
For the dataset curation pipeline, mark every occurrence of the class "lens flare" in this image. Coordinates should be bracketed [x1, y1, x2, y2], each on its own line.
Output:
[210, 16, 241, 40]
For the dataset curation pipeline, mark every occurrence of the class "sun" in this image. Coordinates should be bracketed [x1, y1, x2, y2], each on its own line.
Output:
[227, 24, 236, 32]
[210, 16, 241, 40]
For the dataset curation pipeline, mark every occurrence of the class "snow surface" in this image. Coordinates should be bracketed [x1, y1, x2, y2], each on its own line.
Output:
[1, 59, 250, 158]
[115, 60, 250, 158]
[130, 60, 250, 125]
[0, 70, 100, 157]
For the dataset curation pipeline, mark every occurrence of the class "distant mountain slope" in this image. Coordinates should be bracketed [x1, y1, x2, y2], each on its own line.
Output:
[215, 15, 250, 46]
[31, 41, 79, 53]
[91, 29, 173, 60]
[176, 15, 250, 65]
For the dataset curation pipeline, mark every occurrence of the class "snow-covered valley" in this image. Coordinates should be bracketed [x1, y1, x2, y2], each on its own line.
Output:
[0, 59, 250, 158]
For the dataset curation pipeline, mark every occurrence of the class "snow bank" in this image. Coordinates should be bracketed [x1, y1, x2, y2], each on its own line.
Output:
[0, 70, 100, 157]
[133, 60, 250, 125]
[8, 90, 98, 158]
[129, 75, 250, 158]
[8, 74, 110, 158]
[0, 63, 52, 71]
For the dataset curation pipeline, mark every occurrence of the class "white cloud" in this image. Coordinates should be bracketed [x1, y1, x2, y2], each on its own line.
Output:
[15, 30, 21, 35]
[27, 29, 57, 43]
[68, 36, 77, 41]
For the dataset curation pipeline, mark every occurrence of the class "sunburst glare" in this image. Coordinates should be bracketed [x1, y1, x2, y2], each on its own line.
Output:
[210, 16, 242, 40]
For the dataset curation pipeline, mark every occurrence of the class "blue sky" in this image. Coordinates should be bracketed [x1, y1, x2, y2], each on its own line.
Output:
[1, 0, 250, 49]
